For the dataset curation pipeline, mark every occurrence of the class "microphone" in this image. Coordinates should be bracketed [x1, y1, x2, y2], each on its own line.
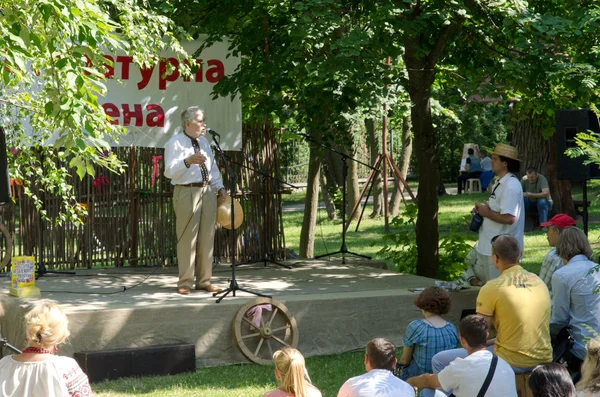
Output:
[208, 128, 220, 138]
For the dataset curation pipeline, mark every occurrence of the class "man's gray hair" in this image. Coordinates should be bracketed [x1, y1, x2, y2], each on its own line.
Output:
[181, 106, 204, 129]
[555, 226, 593, 261]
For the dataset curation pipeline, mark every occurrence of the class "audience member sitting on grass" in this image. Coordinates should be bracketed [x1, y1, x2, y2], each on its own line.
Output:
[552, 227, 600, 372]
[528, 362, 576, 397]
[406, 314, 517, 397]
[263, 347, 322, 397]
[0, 300, 92, 397]
[576, 336, 600, 397]
[337, 338, 415, 397]
[539, 214, 576, 296]
[433, 235, 552, 375]
[397, 286, 459, 380]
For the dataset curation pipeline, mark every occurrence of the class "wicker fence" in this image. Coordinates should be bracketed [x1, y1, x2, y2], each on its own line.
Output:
[0, 126, 286, 271]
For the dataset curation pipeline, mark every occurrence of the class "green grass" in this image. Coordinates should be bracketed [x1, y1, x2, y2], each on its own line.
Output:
[93, 351, 365, 397]
[93, 182, 600, 396]
[281, 187, 600, 273]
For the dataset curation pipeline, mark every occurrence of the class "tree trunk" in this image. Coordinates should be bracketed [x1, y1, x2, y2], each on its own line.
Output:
[391, 117, 412, 216]
[366, 118, 383, 218]
[346, 145, 360, 220]
[405, 62, 439, 278]
[512, 113, 550, 177]
[320, 171, 337, 220]
[299, 130, 322, 258]
[512, 111, 575, 216]
[321, 151, 339, 219]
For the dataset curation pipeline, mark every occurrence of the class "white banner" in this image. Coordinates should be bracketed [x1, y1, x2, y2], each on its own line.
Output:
[99, 37, 241, 150]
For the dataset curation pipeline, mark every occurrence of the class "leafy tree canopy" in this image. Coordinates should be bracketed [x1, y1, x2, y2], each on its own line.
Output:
[1, 0, 190, 223]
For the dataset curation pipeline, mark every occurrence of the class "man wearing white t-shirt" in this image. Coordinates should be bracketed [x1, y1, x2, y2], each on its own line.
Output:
[337, 338, 415, 397]
[407, 315, 517, 397]
[463, 143, 524, 286]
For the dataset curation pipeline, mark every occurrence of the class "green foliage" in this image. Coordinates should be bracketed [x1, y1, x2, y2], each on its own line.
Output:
[1, 0, 191, 224]
[376, 204, 472, 281]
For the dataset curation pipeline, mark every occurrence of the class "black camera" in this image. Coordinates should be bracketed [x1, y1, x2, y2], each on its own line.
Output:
[470, 211, 483, 232]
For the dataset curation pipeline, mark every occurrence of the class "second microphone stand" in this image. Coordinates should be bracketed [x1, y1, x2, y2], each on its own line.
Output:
[299, 134, 376, 264]
[210, 136, 271, 303]
[231, 154, 298, 269]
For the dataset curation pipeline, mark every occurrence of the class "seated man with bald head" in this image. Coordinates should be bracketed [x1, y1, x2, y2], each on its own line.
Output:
[432, 235, 552, 378]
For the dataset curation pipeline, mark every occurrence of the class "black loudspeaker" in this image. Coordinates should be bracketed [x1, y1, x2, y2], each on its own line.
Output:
[555, 109, 600, 181]
[0, 128, 10, 203]
[73, 344, 196, 382]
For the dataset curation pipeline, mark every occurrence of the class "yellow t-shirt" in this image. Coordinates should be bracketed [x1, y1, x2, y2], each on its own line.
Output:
[476, 265, 552, 368]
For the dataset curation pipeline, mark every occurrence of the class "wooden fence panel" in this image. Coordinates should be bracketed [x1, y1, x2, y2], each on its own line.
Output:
[3, 130, 286, 270]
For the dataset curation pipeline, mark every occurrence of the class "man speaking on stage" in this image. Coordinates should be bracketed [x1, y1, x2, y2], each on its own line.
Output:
[164, 106, 227, 295]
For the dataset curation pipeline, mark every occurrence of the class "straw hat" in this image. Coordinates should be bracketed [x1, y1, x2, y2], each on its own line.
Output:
[492, 143, 520, 162]
[216, 196, 244, 230]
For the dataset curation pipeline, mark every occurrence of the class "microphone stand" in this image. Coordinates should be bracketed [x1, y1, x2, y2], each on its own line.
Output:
[0, 329, 21, 354]
[298, 133, 376, 264]
[210, 133, 271, 303]
[228, 152, 298, 269]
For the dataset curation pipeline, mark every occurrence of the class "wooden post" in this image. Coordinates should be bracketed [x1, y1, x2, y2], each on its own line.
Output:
[129, 147, 139, 266]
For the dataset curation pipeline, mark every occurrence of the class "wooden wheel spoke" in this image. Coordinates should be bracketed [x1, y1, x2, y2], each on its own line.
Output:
[241, 332, 261, 339]
[267, 308, 279, 327]
[254, 337, 265, 356]
[271, 324, 290, 333]
[271, 334, 290, 347]
[242, 316, 260, 331]
[234, 298, 299, 365]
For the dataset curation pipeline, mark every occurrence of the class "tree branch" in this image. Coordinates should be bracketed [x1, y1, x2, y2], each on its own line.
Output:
[426, 0, 476, 67]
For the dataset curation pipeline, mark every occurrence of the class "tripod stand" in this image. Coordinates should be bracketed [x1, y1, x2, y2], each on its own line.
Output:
[346, 152, 417, 233]
[211, 137, 271, 303]
[299, 134, 377, 264]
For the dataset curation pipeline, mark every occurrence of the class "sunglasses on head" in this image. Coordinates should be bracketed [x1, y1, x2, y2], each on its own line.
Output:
[490, 234, 511, 244]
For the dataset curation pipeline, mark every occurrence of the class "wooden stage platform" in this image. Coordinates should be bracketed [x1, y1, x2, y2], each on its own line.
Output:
[0, 259, 478, 368]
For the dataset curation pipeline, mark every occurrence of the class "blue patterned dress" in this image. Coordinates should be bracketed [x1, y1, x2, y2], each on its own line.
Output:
[400, 319, 459, 380]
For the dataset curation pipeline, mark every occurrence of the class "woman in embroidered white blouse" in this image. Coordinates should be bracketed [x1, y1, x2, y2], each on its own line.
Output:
[0, 300, 93, 397]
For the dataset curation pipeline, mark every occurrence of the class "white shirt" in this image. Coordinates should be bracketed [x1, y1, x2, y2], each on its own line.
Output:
[438, 350, 517, 397]
[163, 133, 224, 189]
[337, 369, 415, 397]
[0, 355, 92, 397]
[475, 173, 524, 256]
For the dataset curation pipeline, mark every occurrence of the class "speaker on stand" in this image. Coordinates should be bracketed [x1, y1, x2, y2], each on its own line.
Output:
[555, 109, 600, 235]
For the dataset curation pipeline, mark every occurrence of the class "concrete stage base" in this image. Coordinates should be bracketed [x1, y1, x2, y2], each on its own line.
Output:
[0, 259, 478, 368]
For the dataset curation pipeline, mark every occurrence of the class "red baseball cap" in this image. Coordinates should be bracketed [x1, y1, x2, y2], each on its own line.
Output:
[541, 214, 576, 229]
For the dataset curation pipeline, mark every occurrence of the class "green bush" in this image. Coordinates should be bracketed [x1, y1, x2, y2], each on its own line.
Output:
[376, 204, 472, 280]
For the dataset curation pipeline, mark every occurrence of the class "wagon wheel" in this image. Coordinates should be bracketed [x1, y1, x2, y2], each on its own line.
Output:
[233, 297, 299, 365]
[0, 222, 12, 271]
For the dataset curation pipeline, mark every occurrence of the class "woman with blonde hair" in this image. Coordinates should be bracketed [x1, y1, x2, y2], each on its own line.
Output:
[0, 300, 92, 396]
[576, 336, 600, 397]
[263, 347, 321, 397]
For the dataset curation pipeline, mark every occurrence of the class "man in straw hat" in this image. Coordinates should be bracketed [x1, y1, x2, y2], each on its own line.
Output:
[164, 106, 227, 295]
[462, 143, 525, 286]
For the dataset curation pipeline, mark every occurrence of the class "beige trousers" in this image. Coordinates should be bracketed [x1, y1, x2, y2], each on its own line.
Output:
[462, 247, 500, 283]
[173, 185, 217, 288]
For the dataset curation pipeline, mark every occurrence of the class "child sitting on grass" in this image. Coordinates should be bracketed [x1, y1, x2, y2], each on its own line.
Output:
[398, 286, 459, 380]
[263, 347, 322, 397]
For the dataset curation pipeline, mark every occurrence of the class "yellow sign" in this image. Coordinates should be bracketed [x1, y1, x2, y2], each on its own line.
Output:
[9, 256, 40, 298]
